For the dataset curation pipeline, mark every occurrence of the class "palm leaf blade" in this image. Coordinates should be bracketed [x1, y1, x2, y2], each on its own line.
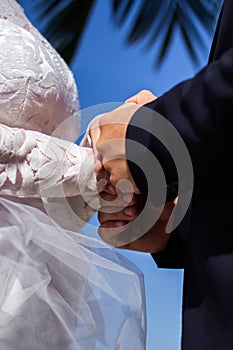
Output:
[32, 0, 222, 67]
[33, 0, 95, 63]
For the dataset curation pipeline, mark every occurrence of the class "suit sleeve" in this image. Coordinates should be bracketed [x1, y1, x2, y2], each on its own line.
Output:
[126, 46, 233, 267]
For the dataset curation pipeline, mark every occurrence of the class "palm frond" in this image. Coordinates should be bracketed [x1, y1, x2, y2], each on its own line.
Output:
[111, 0, 223, 66]
[30, 0, 222, 67]
[32, 0, 95, 64]
[112, 0, 135, 25]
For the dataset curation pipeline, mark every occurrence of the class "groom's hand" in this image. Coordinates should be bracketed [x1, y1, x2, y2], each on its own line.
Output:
[98, 193, 175, 253]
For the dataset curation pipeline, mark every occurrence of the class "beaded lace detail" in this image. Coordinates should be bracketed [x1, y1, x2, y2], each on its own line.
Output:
[0, 0, 27, 27]
[0, 1, 80, 139]
[0, 0, 97, 201]
[0, 123, 96, 197]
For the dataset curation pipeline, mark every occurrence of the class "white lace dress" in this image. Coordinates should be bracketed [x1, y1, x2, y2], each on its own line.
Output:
[0, 1, 146, 349]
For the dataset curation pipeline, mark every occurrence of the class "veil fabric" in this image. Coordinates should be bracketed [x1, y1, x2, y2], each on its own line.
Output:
[0, 197, 146, 350]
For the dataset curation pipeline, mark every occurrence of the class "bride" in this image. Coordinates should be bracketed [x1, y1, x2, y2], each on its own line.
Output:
[0, 0, 146, 349]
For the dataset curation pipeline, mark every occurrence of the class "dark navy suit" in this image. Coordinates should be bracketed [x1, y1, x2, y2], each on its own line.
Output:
[126, 1, 233, 348]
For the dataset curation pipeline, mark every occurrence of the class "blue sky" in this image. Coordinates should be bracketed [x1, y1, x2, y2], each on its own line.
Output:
[20, 0, 217, 349]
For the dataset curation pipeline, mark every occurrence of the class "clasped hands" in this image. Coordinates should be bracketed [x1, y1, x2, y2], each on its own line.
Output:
[89, 90, 176, 253]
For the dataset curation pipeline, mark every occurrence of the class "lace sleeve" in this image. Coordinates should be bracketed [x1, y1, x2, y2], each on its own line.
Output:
[0, 123, 97, 198]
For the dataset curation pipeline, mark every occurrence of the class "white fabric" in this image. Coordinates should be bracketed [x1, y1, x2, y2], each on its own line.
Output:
[0, 0, 147, 349]
[0, 123, 96, 197]
[0, 1, 80, 140]
[0, 198, 146, 350]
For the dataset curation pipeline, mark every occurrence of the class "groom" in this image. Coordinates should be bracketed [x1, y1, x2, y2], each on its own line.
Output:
[90, 0, 233, 348]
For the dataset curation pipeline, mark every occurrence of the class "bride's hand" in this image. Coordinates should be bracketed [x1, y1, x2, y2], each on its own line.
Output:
[86, 89, 156, 148]
[88, 104, 141, 194]
[125, 89, 157, 105]
[87, 92, 157, 197]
